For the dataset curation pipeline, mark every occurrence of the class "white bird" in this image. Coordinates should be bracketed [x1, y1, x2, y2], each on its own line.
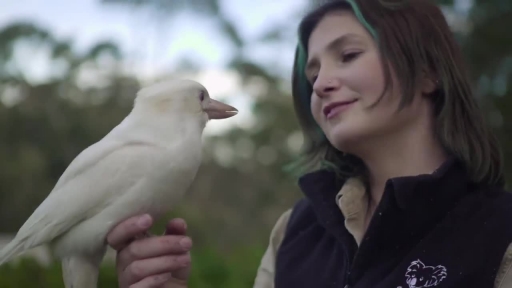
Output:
[0, 78, 238, 288]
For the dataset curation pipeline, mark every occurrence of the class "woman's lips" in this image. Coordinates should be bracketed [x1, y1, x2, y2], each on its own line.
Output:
[323, 99, 358, 119]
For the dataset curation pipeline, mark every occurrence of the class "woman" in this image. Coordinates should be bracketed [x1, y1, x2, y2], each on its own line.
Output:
[107, 0, 512, 287]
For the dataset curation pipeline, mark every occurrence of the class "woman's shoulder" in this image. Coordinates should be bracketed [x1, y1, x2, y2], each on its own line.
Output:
[462, 185, 512, 233]
[482, 185, 512, 210]
[488, 186, 512, 220]
[283, 198, 317, 228]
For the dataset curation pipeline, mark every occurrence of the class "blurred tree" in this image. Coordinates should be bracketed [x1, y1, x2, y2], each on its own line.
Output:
[0, 22, 139, 232]
[461, 0, 512, 183]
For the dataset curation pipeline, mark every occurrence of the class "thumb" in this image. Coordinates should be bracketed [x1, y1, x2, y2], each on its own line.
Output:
[165, 218, 187, 235]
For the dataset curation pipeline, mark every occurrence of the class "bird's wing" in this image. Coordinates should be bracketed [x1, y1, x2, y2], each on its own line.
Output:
[12, 138, 164, 250]
[52, 137, 129, 192]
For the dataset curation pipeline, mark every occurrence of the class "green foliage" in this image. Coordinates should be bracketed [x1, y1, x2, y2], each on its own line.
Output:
[436, 0, 455, 6]
[0, 258, 114, 288]
[0, 246, 265, 288]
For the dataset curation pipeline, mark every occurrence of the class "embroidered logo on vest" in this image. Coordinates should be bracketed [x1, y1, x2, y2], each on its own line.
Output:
[404, 260, 447, 288]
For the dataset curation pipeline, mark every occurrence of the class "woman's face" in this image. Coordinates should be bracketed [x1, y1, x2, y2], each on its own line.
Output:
[306, 10, 434, 155]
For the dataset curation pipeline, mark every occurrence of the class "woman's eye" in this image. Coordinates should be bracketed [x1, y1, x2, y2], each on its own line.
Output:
[341, 51, 361, 63]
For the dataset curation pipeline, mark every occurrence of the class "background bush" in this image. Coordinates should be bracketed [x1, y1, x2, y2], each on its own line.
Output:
[0, 245, 265, 288]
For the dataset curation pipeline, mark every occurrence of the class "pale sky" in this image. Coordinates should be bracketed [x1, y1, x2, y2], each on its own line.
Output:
[0, 0, 306, 73]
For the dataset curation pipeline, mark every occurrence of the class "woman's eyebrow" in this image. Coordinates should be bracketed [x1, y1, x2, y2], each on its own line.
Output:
[305, 33, 364, 74]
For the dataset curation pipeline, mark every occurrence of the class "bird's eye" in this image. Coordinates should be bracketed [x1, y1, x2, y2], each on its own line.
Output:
[199, 91, 205, 101]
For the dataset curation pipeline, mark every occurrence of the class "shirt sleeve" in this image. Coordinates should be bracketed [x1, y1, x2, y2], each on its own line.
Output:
[253, 209, 292, 288]
[495, 242, 512, 287]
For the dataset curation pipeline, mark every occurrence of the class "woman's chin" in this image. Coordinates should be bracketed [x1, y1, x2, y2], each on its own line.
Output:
[327, 129, 369, 154]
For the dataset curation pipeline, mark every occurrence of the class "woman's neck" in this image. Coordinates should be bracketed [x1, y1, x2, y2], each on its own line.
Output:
[360, 127, 448, 209]
[357, 128, 448, 231]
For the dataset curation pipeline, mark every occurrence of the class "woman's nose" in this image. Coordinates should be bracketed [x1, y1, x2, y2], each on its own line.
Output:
[313, 74, 339, 98]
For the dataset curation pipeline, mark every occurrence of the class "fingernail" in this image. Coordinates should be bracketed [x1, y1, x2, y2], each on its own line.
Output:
[138, 215, 151, 228]
[179, 237, 192, 249]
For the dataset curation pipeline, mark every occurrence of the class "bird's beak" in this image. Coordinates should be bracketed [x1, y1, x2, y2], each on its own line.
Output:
[204, 99, 238, 119]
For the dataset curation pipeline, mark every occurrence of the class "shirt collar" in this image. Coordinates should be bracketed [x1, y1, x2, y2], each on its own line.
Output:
[298, 156, 471, 215]
[297, 168, 353, 244]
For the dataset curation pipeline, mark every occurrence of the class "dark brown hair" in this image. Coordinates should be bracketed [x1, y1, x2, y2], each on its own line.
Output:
[291, 0, 505, 187]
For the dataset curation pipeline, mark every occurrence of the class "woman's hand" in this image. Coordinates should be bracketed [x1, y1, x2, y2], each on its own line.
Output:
[107, 215, 192, 288]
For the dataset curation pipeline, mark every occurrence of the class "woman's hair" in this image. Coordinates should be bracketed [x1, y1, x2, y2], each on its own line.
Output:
[290, 0, 505, 187]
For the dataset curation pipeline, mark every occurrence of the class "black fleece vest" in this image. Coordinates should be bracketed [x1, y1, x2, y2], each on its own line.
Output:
[275, 159, 512, 288]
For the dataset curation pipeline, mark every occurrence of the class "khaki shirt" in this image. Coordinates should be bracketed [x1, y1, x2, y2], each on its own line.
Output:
[253, 178, 512, 288]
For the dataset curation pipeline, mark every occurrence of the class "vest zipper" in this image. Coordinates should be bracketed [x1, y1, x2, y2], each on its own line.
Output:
[342, 245, 351, 288]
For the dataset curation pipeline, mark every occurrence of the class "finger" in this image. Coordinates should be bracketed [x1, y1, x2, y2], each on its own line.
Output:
[107, 214, 153, 251]
[128, 272, 172, 288]
[164, 218, 187, 236]
[118, 235, 192, 270]
[124, 253, 191, 284]
[134, 231, 154, 240]
[171, 265, 191, 282]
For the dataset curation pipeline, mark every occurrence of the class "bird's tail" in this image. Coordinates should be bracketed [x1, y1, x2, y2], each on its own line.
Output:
[0, 239, 24, 265]
[62, 253, 105, 288]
